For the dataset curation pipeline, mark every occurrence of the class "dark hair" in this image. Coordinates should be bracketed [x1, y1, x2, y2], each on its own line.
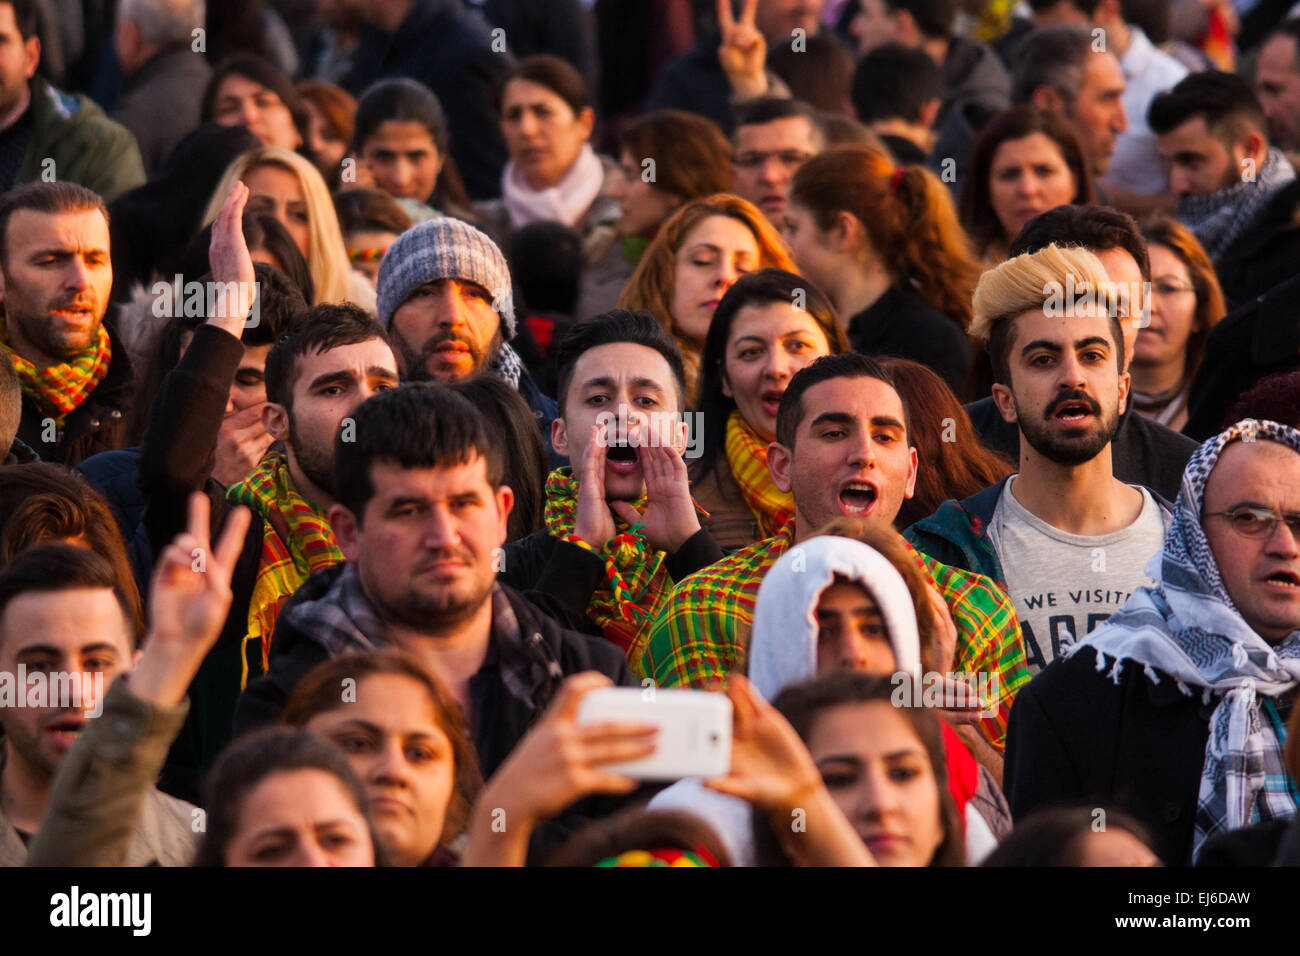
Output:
[447, 375, 547, 540]
[545, 808, 734, 867]
[264, 304, 391, 412]
[733, 97, 826, 144]
[1011, 25, 1096, 111]
[0, 543, 136, 649]
[353, 78, 450, 158]
[0, 181, 108, 271]
[1224, 371, 1300, 429]
[554, 310, 687, 417]
[882, 0, 959, 38]
[982, 806, 1156, 866]
[192, 726, 384, 867]
[0, 0, 38, 39]
[333, 383, 505, 524]
[202, 54, 311, 149]
[1010, 203, 1150, 279]
[851, 43, 943, 125]
[1148, 70, 1267, 145]
[960, 106, 1096, 253]
[494, 53, 590, 116]
[879, 358, 1013, 527]
[695, 269, 847, 481]
[767, 33, 855, 116]
[1265, 16, 1300, 57]
[0, 464, 145, 638]
[282, 650, 483, 851]
[762, 671, 965, 867]
[618, 109, 732, 202]
[776, 352, 907, 450]
[507, 220, 584, 318]
[333, 188, 414, 238]
[0, 355, 18, 454]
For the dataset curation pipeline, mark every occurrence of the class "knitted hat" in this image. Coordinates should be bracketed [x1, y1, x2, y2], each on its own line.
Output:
[376, 217, 516, 338]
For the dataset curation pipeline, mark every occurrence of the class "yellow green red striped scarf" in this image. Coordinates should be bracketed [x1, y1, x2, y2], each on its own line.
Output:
[0, 312, 110, 424]
[227, 450, 344, 687]
[724, 410, 793, 538]
[544, 467, 677, 656]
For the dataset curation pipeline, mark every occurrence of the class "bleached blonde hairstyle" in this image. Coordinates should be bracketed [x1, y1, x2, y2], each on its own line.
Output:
[970, 242, 1114, 343]
[203, 147, 351, 306]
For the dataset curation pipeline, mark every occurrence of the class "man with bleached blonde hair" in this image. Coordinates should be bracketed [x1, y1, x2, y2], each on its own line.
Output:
[907, 243, 1171, 674]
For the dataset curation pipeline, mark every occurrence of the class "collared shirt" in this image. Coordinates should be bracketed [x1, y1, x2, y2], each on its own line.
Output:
[637, 521, 1031, 751]
[1110, 26, 1189, 195]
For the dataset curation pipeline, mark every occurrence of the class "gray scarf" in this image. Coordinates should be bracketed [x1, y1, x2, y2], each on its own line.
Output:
[1178, 148, 1296, 261]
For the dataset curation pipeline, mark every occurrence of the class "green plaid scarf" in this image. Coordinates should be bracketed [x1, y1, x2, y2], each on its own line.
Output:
[0, 312, 110, 424]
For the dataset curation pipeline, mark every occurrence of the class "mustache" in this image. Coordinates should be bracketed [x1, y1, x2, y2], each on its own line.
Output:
[412, 547, 476, 573]
[1044, 389, 1102, 421]
[421, 331, 479, 359]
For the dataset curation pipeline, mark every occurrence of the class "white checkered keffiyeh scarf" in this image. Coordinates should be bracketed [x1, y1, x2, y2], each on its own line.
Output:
[1069, 419, 1300, 861]
[1177, 148, 1296, 261]
[492, 341, 524, 389]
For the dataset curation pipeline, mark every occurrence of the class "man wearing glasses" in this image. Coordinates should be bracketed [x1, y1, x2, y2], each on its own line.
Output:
[1005, 419, 1300, 864]
[730, 98, 825, 226]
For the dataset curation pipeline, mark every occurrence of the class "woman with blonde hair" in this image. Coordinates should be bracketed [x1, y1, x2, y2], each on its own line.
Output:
[783, 144, 979, 395]
[618, 194, 795, 402]
[204, 147, 374, 309]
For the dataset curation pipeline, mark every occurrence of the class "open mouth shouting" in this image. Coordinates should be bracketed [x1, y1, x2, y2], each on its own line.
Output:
[605, 441, 641, 476]
[760, 388, 784, 419]
[837, 478, 880, 517]
[1262, 568, 1300, 591]
[1048, 393, 1101, 428]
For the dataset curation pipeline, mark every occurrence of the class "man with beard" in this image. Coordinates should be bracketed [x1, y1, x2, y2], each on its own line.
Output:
[137, 183, 399, 799]
[376, 215, 560, 463]
[0, 181, 133, 466]
[908, 244, 1170, 675]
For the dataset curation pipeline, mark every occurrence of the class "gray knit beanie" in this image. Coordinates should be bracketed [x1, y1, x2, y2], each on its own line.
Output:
[376, 217, 516, 338]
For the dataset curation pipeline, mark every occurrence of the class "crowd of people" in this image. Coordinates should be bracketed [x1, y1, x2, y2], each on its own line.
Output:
[2, 0, 1300, 871]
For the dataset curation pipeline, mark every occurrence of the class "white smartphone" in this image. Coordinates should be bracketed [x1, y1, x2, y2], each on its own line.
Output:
[575, 687, 732, 781]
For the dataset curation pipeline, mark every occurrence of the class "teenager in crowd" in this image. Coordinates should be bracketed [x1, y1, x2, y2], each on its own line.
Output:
[782, 144, 977, 395]
[1130, 216, 1226, 431]
[692, 269, 847, 550]
[959, 106, 1095, 263]
[202, 54, 310, 156]
[204, 147, 375, 308]
[619, 194, 795, 401]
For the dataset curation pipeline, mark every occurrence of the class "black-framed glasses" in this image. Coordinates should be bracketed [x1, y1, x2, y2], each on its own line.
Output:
[1205, 506, 1300, 539]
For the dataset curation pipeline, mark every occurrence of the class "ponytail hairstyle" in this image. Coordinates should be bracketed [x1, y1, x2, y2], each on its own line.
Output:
[789, 145, 979, 330]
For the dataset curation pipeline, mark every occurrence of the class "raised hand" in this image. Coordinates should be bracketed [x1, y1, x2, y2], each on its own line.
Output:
[572, 423, 616, 549]
[208, 180, 258, 335]
[610, 420, 700, 555]
[717, 0, 768, 99]
[131, 492, 252, 708]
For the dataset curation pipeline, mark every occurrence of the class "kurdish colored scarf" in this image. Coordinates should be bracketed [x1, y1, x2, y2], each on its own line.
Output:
[227, 450, 345, 686]
[0, 312, 110, 424]
[724, 410, 793, 538]
[543, 467, 677, 654]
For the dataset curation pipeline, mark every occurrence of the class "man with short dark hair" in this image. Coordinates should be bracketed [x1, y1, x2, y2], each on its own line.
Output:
[1150, 70, 1300, 307]
[0, 0, 144, 198]
[642, 351, 1030, 761]
[964, 203, 1199, 502]
[731, 97, 826, 224]
[909, 244, 1170, 675]
[0, 181, 134, 467]
[850, 43, 942, 164]
[499, 310, 724, 657]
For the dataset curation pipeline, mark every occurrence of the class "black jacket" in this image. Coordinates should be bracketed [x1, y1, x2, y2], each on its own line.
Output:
[500, 527, 725, 636]
[963, 395, 1198, 504]
[342, 0, 512, 200]
[15, 315, 134, 468]
[1183, 271, 1300, 442]
[1005, 646, 1215, 865]
[848, 285, 972, 396]
[1213, 178, 1300, 312]
[233, 568, 637, 779]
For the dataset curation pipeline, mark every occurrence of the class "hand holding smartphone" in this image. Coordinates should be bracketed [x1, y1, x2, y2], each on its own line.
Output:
[575, 687, 733, 781]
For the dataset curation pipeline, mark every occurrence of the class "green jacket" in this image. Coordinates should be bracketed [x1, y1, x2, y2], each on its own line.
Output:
[17, 76, 146, 201]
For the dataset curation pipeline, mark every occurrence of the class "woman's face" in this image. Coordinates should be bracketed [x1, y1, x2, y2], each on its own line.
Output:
[612, 149, 682, 237]
[213, 74, 302, 152]
[988, 132, 1077, 244]
[360, 120, 443, 203]
[1133, 243, 1199, 371]
[243, 163, 311, 258]
[780, 201, 840, 296]
[500, 78, 593, 190]
[722, 299, 831, 441]
[805, 700, 945, 866]
[670, 215, 760, 348]
[304, 99, 347, 177]
[813, 579, 896, 675]
[306, 674, 456, 867]
[224, 768, 375, 866]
